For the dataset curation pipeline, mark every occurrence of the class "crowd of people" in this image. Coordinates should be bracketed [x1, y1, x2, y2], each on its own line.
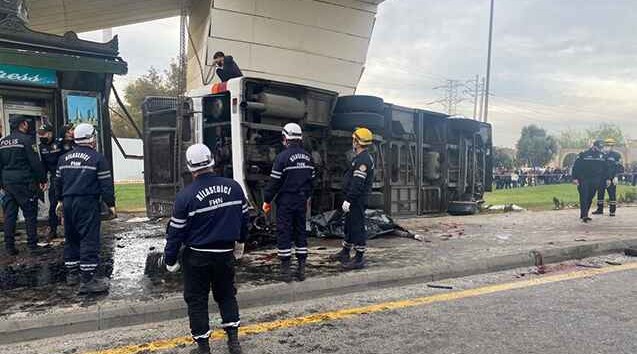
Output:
[493, 168, 571, 189]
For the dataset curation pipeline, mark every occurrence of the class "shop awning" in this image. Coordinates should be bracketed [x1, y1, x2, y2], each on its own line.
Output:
[0, 47, 128, 75]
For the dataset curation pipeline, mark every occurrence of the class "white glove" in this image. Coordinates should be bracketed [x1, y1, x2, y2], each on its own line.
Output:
[234, 242, 245, 260]
[342, 201, 351, 213]
[606, 179, 612, 187]
[166, 262, 181, 273]
[55, 202, 64, 218]
[613, 177, 619, 185]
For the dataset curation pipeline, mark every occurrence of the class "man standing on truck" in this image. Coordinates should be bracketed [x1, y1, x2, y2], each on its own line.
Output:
[55, 123, 115, 293]
[164, 144, 247, 354]
[0, 115, 47, 256]
[213, 51, 243, 82]
[330, 127, 375, 270]
[262, 123, 315, 282]
[572, 140, 606, 223]
[592, 138, 624, 216]
[37, 122, 63, 242]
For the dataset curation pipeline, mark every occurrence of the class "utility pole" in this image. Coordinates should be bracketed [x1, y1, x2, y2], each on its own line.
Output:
[478, 77, 486, 122]
[472, 74, 479, 119]
[483, 0, 495, 123]
[433, 79, 464, 115]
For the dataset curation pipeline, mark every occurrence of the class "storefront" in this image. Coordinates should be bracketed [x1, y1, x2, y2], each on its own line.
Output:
[0, 0, 128, 217]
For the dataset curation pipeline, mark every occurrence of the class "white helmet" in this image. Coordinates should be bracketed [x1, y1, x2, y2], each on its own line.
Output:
[186, 144, 215, 172]
[74, 123, 96, 144]
[282, 123, 302, 140]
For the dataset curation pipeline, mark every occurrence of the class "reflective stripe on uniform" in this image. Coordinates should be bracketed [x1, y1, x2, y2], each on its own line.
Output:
[187, 200, 243, 216]
[169, 222, 187, 229]
[189, 247, 233, 253]
[0, 144, 24, 149]
[192, 330, 212, 339]
[59, 165, 97, 171]
[353, 171, 367, 179]
[283, 165, 315, 172]
[220, 321, 241, 328]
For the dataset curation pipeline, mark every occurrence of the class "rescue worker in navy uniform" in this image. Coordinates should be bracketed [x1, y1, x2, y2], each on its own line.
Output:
[330, 127, 375, 269]
[262, 123, 315, 282]
[55, 123, 115, 293]
[164, 144, 248, 354]
[58, 123, 75, 154]
[592, 138, 624, 216]
[212, 51, 243, 82]
[572, 140, 607, 223]
[37, 123, 63, 241]
[0, 115, 47, 256]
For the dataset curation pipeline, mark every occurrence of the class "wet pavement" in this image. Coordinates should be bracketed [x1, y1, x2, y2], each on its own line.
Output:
[1, 206, 637, 320]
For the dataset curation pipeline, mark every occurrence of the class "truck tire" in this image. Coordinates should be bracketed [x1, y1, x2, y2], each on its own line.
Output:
[335, 95, 384, 114]
[447, 201, 478, 216]
[331, 112, 385, 132]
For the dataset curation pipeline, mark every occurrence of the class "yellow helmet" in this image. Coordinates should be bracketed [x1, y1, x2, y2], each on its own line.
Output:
[353, 127, 373, 146]
[604, 138, 616, 146]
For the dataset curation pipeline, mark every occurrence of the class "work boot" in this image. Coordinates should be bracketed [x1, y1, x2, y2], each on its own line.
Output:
[297, 258, 307, 281]
[190, 339, 211, 354]
[609, 212, 616, 217]
[78, 273, 110, 294]
[66, 269, 80, 286]
[342, 252, 366, 270]
[591, 209, 603, 215]
[226, 327, 242, 354]
[580, 217, 592, 223]
[280, 258, 293, 283]
[328, 248, 350, 264]
[47, 229, 58, 242]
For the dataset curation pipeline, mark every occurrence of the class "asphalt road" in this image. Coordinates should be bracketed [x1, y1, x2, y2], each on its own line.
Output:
[2, 256, 636, 354]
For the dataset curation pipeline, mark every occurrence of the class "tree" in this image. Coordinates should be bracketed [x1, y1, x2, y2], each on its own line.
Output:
[515, 125, 558, 167]
[493, 147, 516, 169]
[557, 128, 588, 149]
[110, 59, 182, 138]
[586, 123, 626, 146]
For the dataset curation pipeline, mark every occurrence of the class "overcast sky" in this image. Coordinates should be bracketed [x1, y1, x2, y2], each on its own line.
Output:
[81, 0, 637, 147]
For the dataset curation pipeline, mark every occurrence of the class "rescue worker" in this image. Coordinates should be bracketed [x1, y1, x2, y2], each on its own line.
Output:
[572, 140, 606, 223]
[37, 123, 63, 241]
[593, 138, 624, 216]
[164, 144, 248, 354]
[212, 51, 243, 82]
[59, 123, 75, 153]
[330, 127, 375, 269]
[0, 115, 47, 256]
[262, 123, 315, 282]
[55, 123, 115, 293]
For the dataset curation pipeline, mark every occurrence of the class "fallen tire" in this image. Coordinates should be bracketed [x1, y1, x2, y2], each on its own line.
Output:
[334, 95, 384, 114]
[447, 201, 478, 216]
[331, 112, 385, 132]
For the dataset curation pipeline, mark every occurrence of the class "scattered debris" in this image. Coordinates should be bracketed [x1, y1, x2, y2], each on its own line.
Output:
[485, 204, 526, 212]
[625, 248, 637, 257]
[310, 209, 409, 239]
[576, 263, 603, 269]
[496, 233, 512, 241]
[413, 234, 431, 242]
[529, 251, 545, 274]
[126, 217, 151, 223]
[427, 284, 453, 290]
[605, 261, 622, 266]
[574, 238, 587, 242]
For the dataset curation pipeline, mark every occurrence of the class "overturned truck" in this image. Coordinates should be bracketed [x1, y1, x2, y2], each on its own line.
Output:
[143, 77, 492, 226]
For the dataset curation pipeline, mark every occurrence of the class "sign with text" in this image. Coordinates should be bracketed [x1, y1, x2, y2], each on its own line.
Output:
[0, 64, 57, 87]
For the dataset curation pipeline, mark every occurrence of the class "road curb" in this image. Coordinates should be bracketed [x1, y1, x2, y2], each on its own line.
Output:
[2, 238, 637, 344]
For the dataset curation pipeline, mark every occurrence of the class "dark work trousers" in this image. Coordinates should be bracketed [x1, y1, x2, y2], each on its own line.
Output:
[183, 249, 240, 339]
[344, 200, 367, 253]
[578, 180, 599, 219]
[607, 183, 617, 214]
[47, 176, 59, 233]
[63, 196, 101, 277]
[3, 183, 38, 250]
[275, 194, 308, 260]
[595, 182, 606, 211]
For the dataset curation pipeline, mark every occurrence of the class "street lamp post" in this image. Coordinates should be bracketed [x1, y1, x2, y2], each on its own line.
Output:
[483, 0, 495, 123]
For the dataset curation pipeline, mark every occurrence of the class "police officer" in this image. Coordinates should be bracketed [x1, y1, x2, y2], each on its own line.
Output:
[593, 138, 624, 216]
[164, 144, 247, 354]
[55, 123, 115, 293]
[262, 123, 315, 282]
[58, 123, 75, 154]
[330, 127, 375, 269]
[0, 115, 47, 256]
[37, 123, 63, 241]
[572, 140, 607, 223]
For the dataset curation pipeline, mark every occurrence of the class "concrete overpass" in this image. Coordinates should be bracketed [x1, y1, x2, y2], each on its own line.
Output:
[25, 0, 385, 93]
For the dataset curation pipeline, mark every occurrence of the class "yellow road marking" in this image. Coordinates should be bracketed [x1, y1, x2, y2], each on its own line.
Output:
[86, 262, 637, 354]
